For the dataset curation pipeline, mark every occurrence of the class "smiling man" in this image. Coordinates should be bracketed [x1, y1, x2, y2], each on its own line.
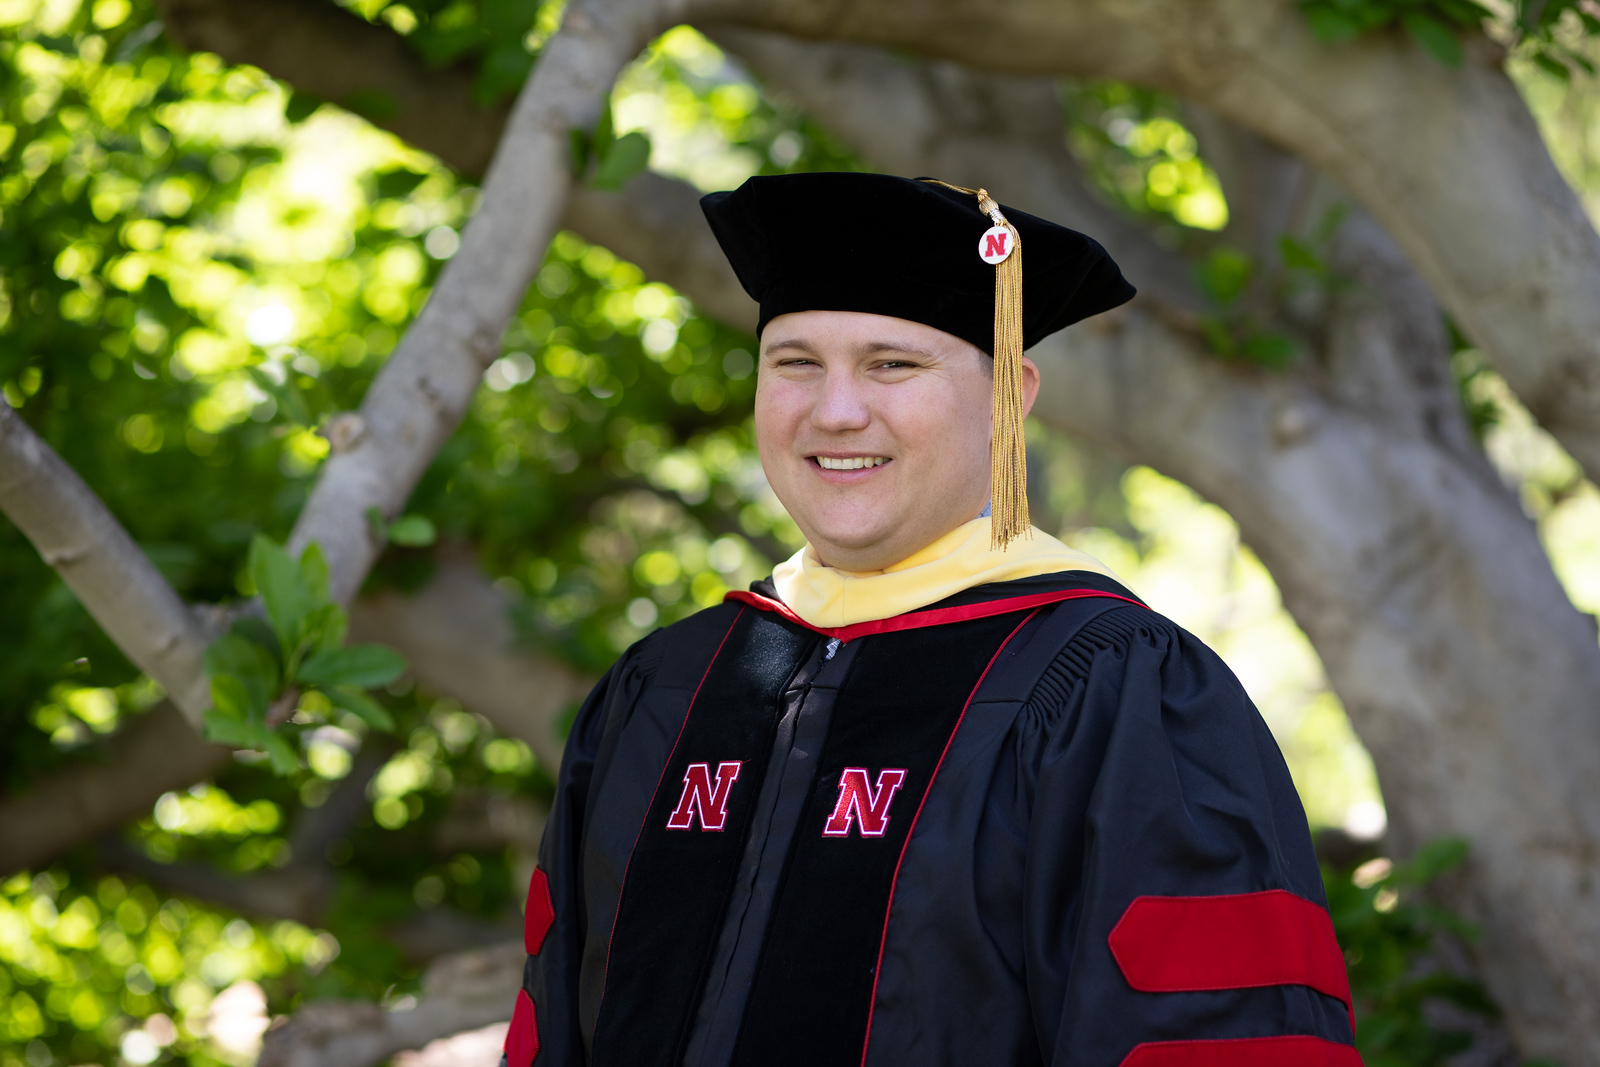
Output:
[501, 174, 1360, 1067]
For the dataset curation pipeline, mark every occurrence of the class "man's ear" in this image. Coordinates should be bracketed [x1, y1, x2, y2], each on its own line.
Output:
[1020, 356, 1041, 419]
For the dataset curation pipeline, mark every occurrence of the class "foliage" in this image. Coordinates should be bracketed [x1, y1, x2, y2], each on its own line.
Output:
[1061, 82, 1229, 240]
[0, 0, 1546, 1063]
[334, 0, 565, 107]
[201, 536, 406, 774]
[1301, 0, 1600, 77]
[0, 4, 825, 1060]
[0, 866, 337, 1067]
[0, 688, 547, 1067]
[1189, 210, 1347, 371]
[1325, 838, 1498, 1066]
[608, 25, 865, 190]
[570, 100, 652, 191]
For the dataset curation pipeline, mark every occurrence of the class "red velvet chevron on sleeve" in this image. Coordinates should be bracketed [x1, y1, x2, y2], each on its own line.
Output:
[1119, 1035, 1363, 1066]
[524, 868, 554, 955]
[1108, 890, 1353, 1023]
[505, 989, 539, 1067]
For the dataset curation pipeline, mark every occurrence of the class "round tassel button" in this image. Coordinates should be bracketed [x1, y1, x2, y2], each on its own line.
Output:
[978, 225, 1015, 264]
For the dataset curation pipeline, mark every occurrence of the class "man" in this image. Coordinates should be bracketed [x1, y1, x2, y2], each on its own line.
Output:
[502, 173, 1359, 1066]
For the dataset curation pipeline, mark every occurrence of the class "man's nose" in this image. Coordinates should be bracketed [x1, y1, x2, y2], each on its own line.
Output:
[811, 369, 871, 432]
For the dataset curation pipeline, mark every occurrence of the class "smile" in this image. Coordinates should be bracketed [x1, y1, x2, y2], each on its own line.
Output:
[815, 456, 889, 470]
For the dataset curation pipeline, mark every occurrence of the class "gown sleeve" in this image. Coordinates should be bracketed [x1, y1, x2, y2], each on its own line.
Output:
[501, 638, 658, 1067]
[1022, 607, 1361, 1067]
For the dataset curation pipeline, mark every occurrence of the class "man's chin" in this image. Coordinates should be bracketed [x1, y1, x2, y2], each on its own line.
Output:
[799, 516, 918, 571]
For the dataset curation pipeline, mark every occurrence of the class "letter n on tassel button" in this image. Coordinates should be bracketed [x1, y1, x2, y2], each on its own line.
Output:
[979, 225, 1014, 264]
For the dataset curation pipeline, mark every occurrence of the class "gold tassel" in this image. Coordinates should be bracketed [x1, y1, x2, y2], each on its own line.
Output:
[987, 213, 1029, 551]
[922, 181, 1030, 551]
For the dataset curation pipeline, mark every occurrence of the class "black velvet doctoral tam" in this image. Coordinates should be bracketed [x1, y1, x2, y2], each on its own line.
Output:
[700, 171, 1136, 352]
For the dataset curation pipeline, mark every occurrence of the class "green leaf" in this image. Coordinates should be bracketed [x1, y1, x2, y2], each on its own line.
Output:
[299, 542, 331, 603]
[475, 40, 536, 103]
[229, 615, 282, 659]
[343, 89, 399, 121]
[482, 0, 543, 38]
[323, 686, 397, 731]
[284, 90, 323, 124]
[1198, 247, 1253, 305]
[204, 633, 279, 701]
[387, 514, 437, 547]
[297, 643, 408, 688]
[208, 673, 262, 721]
[412, 24, 487, 68]
[1305, 5, 1362, 41]
[1395, 835, 1470, 884]
[258, 730, 301, 775]
[569, 128, 591, 177]
[1532, 51, 1573, 81]
[202, 708, 253, 746]
[202, 708, 300, 774]
[1279, 234, 1325, 273]
[297, 603, 347, 660]
[1200, 318, 1236, 357]
[1241, 331, 1299, 369]
[250, 534, 314, 654]
[374, 168, 429, 200]
[592, 100, 616, 162]
[592, 131, 651, 191]
[306, 602, 349, 655]
[1401, 10, 1463, 64]
[1432, 0, 1492, 27]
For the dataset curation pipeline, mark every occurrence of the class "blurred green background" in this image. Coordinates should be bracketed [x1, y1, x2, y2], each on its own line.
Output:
[3, 1, 1599, 1064]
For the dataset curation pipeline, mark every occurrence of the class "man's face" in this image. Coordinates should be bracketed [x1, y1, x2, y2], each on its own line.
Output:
[754, 310, 1038, 572]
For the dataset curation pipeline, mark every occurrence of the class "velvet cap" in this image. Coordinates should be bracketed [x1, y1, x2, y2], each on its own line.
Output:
[699, 171, 1136, 353]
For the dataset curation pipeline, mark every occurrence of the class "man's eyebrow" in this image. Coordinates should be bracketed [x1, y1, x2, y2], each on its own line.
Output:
[862, 341, 937, 359]
[764, 338, 817, 354]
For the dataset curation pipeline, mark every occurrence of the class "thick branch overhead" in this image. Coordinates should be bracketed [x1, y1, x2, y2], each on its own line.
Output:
[286, 0, 668, 605]
[0, 406, 213, 723]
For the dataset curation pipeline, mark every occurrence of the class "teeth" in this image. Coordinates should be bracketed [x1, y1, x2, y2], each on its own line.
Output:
[817, 456, 888, 470]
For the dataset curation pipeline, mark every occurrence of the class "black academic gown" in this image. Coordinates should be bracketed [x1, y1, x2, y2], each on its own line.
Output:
[502, 572, 1361, 1067]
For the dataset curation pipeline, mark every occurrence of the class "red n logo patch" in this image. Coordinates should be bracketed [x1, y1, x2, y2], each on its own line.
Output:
[666, 761, 742, 831]
[984, 232, 1009, 259]
[822, 767, 907, 837]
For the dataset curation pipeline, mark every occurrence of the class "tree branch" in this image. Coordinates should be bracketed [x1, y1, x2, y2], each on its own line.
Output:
[94, 744, 387, 923]
[707, 27, 1204, 318]
[258, 940, 524, 1067]
[154, 0, 509, 176]
[690, 0, 1600, 484]
[149, 0, 757, 331]
[490, 36, 1600, 1059]
[348, 550, 591, 777]
[565, 173, 759, 331]
[0, 406, 212, 723]
[0, 701, 229, 876]
[98, 839, 332, 924]
[155, 0, 1600, 482]
[0, 556, 582, 875]
[285, 0, 666, 606]
[1022, 235, 1600, 1067]
[0, 0, 659, 851]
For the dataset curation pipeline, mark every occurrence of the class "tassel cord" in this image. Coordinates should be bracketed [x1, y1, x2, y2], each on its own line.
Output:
[919, 179, 1031, 550]
[989, 220, 1030, 550]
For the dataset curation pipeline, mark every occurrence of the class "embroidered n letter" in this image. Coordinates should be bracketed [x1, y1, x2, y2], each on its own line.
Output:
[666, 761, 742, 831]
[822, 767, 907, 837]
